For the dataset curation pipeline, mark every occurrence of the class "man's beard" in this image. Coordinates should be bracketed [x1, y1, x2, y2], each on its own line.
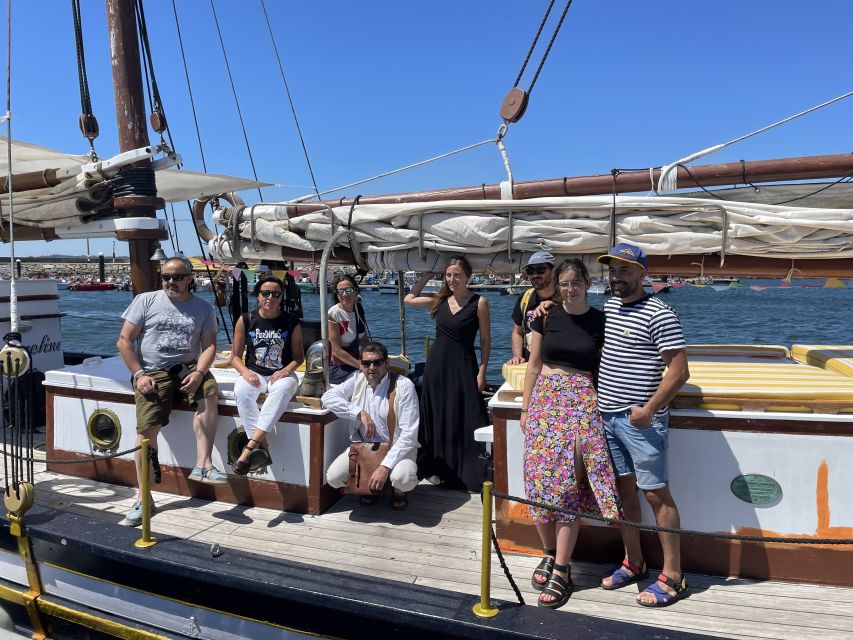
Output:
[164, 288, 182, 298]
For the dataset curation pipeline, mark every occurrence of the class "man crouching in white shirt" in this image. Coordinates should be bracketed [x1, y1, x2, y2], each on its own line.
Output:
[322, 342, 419, 510]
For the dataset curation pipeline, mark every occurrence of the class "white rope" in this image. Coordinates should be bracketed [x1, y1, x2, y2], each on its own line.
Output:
[289, 137, 498, 203]
[658, 90, 853, 193]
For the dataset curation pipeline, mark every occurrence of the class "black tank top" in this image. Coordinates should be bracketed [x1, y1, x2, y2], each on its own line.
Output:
[243, 310, 300, 376]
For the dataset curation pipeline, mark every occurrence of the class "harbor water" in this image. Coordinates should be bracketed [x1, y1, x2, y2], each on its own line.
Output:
[59, 280, 853, 380]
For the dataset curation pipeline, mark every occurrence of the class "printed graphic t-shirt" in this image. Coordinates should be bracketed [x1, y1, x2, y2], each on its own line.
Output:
[244, 310, 301, 376]
[122, 290, 217, 370]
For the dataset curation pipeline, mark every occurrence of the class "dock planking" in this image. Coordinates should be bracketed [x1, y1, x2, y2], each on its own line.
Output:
[2, 454, 853, 640]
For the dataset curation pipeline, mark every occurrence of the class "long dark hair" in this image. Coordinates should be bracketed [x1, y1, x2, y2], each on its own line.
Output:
[331, 274, 371, 340]
[430, 255, 472, 318]
[553, 258, 590, 302]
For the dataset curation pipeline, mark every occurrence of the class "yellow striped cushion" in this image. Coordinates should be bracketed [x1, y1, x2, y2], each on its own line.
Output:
[791, 345, 853, 380]
[502, 362, 527, 391]
[678, 359, 853, 401]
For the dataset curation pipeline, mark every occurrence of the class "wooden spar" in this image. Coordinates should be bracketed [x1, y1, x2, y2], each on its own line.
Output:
[0, 169, 60, 195]
[284, 152, 853, 215]
[646, 256, 853, 279]
[106, 0, 158, 295]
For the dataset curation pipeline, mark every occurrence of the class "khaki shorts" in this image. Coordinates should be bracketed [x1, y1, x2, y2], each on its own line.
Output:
[134, 365, 218, 433]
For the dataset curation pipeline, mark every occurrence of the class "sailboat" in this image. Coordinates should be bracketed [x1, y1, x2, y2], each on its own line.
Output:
[3, 2, 853, 639]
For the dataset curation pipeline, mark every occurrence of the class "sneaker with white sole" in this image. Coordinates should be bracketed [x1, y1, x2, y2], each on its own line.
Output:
[200, 466, 229, 485]
[125, 500, 156, 527]
[187, 467, 205, 483]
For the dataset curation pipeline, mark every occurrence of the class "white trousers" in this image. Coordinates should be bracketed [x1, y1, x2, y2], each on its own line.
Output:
[326, 447, 419, 493]
[234, 373, 298, 436]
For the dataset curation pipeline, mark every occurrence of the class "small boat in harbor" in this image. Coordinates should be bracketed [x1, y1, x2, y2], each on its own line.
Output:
[66, 280, 115, 292]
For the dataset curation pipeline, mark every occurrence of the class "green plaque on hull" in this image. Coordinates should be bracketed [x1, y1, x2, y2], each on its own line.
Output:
[730, 474, 782, 506]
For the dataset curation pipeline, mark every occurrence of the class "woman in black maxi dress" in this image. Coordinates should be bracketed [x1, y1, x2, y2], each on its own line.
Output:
[406, 256, 491, 492]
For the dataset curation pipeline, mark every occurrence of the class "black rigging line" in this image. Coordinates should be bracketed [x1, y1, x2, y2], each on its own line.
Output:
[209, 0, 264, 201]
[513, 0, 556, 88]
[171, 0, 208, 173]
[526, 0, 573, 96]
[260, 0, 321, 200]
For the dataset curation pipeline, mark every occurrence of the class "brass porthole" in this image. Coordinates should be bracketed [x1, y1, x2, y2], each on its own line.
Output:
[86, 408, 121, 452]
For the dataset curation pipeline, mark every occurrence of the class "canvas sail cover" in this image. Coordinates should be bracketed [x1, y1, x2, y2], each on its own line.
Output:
[0, 139, 266, 229]
[206, 194, 853, 271]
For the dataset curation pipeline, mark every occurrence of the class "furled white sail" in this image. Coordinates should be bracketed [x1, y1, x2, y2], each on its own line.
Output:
[206, 195, 853, 271]
[0, 139, 267, 230]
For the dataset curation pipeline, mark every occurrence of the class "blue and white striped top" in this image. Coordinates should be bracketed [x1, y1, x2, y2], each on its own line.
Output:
[597, 295, 686, 414]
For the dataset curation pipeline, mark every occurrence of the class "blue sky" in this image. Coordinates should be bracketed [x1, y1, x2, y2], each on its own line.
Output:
[2, 0, 852, 258]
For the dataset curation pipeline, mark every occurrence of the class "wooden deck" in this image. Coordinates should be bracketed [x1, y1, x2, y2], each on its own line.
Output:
[4, 445, 853, 640]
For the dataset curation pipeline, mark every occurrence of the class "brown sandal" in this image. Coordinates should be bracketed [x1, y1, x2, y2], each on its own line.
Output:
[232, 439, 272, 476]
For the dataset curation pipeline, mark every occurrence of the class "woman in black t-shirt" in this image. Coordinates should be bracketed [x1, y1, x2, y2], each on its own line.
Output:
[230, 276, 304, 475]
[520, 259, 621, 610]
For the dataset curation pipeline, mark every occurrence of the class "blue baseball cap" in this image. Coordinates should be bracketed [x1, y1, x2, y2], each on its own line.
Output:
[597, 243, 648, 269]
[524, 250, 556, 268]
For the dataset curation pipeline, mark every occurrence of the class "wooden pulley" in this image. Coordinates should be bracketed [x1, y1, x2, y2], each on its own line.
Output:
[499, 87, 529, 123]
[78, 113, 99, 140]
[150, 110, 167, 134]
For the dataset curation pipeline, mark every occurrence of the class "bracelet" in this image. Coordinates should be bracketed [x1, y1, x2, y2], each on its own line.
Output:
[132, 369, 144, 381]
[520, 408, 529, 413]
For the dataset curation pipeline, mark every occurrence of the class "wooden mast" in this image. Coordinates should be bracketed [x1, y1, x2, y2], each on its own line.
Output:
[105, 0, 159, 295]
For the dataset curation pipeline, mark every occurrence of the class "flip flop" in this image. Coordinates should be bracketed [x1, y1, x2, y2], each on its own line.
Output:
[390, 492, 408, 511]
[359, 495, 379, 506]
[637, 574, 688, 607]
[601, 558, 647, 590]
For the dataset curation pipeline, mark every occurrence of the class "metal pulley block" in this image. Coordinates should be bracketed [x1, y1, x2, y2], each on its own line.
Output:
[78, 113, 99, 140]
[4, 482, 35, 517]
[499, 87, 529, 123]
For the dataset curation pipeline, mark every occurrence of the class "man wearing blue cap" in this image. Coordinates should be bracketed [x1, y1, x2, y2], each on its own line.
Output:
[596, 243, 691, 607]
[507, 250, 558, 365]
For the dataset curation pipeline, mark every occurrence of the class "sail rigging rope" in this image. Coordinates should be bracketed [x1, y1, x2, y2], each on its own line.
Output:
[259, 0, 322, 202]
[658, 91, 853, 192]
[209, 0, 264, 201]
[70, 0, 98, 156]
[512, 0, 573, 97]
[291, 137, 498, 203]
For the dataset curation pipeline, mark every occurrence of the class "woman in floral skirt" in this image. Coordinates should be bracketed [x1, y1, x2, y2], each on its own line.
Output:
[520, 258, 620, 609]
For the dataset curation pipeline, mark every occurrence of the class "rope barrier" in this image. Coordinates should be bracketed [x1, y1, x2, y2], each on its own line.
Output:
[9, 444, 143, 466]
[490, 489, 853, 545]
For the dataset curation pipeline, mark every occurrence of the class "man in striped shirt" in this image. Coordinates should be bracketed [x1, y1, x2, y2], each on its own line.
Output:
[596, 243, 691, 607]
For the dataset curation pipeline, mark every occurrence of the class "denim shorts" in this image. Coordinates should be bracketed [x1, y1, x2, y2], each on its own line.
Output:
[601, 409, 669, 490]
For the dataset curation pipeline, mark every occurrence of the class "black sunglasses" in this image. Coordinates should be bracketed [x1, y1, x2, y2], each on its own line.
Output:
[360, 358, 386, 368]
[259, 290, 282, 298]
[525, 266, 551, 276]
[161, 273, 189, 282]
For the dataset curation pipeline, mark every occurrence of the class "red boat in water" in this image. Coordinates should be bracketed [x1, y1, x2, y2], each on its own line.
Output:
[67, 280, 115, 292]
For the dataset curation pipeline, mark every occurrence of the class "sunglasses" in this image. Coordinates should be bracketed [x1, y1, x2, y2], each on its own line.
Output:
[259, 290, 283, 298]
[360, 358, 386, 368]
[525, 266, 551, 276]
[336, 287, 356, 294]
[161, 273, 189, 282]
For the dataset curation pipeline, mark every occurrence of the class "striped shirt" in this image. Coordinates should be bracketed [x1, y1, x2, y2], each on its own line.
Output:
[597, 295, 686, 414]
